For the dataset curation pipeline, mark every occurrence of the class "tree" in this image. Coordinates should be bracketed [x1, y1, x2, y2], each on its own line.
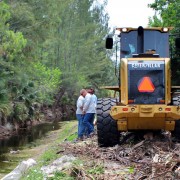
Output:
[2, 0, 116, 119]
[148, 0, 180, 85]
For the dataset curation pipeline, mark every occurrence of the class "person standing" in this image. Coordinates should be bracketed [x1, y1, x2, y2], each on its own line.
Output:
[87, 88, 97, 126]
[76, 91, 85, 140]
[92, 88, 98, 126]
[79, 89, 95, 138]
[90, 88, 97, 105]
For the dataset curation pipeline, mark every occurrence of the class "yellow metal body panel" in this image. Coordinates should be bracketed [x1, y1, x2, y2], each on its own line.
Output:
[120, 59, 128, 105]
[112, 56, 179, 131]
[101, 58, 180, 132]
[117, 118, 175, 131]
[110, 104, 180, 131]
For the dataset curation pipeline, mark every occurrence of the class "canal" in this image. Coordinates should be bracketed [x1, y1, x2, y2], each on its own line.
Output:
[0, 122, 61, 178]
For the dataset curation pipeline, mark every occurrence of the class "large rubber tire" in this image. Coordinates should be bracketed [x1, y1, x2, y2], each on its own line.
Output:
[172, 94, 180, 139]
[96, 98, 119, 147]
[173, 120, 180, 140]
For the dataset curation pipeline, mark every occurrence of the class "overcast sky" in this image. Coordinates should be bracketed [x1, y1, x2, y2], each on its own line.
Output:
[105, 0, 155, 28]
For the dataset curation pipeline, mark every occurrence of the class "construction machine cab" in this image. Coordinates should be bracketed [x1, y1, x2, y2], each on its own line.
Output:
[106, 26, 171, 58]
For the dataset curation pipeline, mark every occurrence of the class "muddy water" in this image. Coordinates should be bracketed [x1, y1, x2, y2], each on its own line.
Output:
[0, 122, 61, 178]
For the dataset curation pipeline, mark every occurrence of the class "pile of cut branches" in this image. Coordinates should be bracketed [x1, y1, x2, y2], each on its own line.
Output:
[60, 132, 180, 179]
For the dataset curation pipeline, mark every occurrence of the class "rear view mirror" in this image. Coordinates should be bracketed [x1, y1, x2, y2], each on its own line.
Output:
[105, 36, 113, 49]
[175, 38, 180, 49]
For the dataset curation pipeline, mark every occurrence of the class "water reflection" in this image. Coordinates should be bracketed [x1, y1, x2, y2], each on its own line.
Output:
[0, 122, 61, 178]
[0, 122, 60, 155]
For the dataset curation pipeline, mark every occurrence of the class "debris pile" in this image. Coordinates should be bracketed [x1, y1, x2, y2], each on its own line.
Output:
[60, 133, 180, 179]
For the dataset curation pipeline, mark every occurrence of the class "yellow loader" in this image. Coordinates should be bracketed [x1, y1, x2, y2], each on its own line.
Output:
[97, 26, 180, 147]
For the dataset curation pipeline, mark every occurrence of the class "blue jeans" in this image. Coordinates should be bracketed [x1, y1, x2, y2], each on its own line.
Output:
[79, 113, 94, 138]
[89, 113, 95, 131]
[76, 114, 84, 138]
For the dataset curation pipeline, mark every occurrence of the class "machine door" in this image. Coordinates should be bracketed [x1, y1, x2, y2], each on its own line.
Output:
[128, 60, 165, 104]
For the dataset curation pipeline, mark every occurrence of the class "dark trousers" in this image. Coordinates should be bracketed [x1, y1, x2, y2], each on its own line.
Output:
[79, 113, 94, 138]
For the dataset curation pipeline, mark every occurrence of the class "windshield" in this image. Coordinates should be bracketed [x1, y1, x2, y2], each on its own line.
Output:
[120, 30, 169, 58]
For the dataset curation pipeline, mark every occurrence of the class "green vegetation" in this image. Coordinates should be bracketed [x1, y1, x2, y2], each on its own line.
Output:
[39, 148, 59, 166]
[20, 121, 106, 179]
[48, 171, 74, 180]
[65, 133, 77, 142]
[1, 0, 179, 122]
[24, 168, 44, 180]
[87, 164, 104, 175]
[16, 121, 103, 179]
[0, 0, 117, 123]
[21, 121, 78, 180]
[148, 0, 180, 85]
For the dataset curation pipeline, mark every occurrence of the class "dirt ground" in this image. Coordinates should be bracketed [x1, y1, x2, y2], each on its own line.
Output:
[60, 131, 180, 180]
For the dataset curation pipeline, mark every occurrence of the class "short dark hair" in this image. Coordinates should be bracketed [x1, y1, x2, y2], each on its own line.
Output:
[90, 88, 95, 93]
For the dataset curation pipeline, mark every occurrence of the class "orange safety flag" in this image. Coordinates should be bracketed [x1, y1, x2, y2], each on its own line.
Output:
[138, 76, 155, 92]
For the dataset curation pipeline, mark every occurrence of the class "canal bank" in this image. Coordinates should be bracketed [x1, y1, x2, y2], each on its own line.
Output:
[0, 120, 77, 179]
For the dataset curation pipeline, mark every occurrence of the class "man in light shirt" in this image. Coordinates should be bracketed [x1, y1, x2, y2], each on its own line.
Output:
[79, 89, 95, 138]
[76, 91, 85, 140]
[87, 88, 97, 126]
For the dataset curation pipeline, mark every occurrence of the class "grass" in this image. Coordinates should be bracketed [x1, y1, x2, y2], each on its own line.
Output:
[39, 148, 59, 166]
[48, 171, 74, 180]
[20, 120, 78, 180]
[87, 164, 104, 175]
